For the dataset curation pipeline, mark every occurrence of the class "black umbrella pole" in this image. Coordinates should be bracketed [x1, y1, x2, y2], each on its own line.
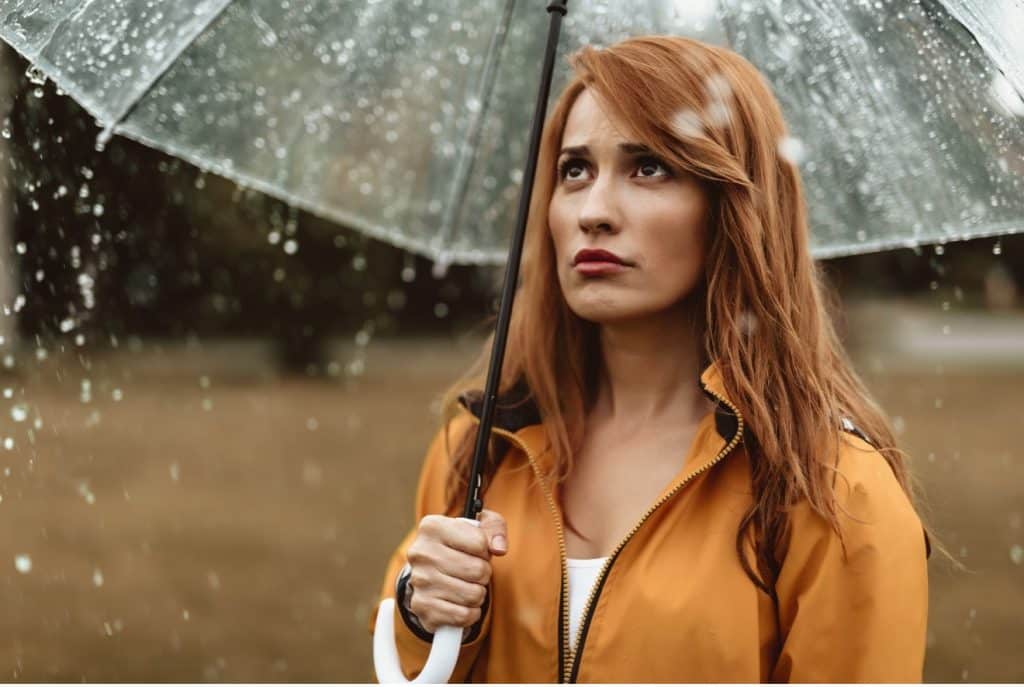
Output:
[462, 0, 568, 520]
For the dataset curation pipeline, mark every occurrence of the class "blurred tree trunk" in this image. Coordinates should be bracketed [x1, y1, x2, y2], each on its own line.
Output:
[0, 46, 17, 357]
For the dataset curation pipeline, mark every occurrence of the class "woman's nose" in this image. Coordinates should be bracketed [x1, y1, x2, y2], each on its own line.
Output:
[577, 180, 620, 235]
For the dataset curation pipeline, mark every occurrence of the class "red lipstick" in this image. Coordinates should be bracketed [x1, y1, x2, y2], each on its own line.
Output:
[572, 248, 631, 276]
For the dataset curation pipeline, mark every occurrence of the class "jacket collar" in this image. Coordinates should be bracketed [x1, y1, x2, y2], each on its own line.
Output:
[457, 360, 741, 444]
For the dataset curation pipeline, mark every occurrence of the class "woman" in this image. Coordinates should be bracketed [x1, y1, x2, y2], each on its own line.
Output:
[371, 35, 933, 682]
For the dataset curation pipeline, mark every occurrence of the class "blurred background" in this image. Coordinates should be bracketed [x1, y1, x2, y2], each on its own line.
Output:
[0, 28, 1022, 683]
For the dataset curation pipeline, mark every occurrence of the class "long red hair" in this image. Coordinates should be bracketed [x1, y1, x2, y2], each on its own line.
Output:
[439, 36, 938, 591]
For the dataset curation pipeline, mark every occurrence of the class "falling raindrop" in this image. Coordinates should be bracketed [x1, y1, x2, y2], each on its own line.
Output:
[10, 404, 27, 423]
[1010, 545, 1023, 565]
[671, 108, 704, 139]
[93, 569, 104, 587]
[778, 136, 807, 165]
[78, 482, 96, 505]
[169, 462, 181, 482]
[14, 554, 32, 574]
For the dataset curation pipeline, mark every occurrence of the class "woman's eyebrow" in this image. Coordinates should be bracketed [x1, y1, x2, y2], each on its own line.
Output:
[558, 142, 654, 157]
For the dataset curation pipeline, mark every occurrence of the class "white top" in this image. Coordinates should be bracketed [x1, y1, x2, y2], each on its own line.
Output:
[566, 556, 609, 652]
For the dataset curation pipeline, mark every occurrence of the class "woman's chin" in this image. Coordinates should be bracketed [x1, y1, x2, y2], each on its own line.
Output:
[567, 300, 656, 325]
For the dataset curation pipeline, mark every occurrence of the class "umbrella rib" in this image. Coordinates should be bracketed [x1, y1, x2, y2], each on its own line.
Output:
[433, 0, 519, 262]
[95, 0, 235, 148]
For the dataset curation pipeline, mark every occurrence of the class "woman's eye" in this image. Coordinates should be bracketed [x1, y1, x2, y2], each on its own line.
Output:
[558, 158, 588, 181]
[557, 156, 670, 182]
[635, 157, 670, 178]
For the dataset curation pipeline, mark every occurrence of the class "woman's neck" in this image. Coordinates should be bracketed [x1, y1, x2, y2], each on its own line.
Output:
[591, 301, 712, 429]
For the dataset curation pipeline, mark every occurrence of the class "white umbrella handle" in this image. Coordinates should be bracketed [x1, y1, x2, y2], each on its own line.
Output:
[373, 518, 480, 683]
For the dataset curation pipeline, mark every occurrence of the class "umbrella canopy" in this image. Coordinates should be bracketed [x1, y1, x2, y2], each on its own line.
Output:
[1, 0, 1022, 264]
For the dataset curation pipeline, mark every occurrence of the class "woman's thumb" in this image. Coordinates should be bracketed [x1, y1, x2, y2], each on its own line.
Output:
[478, 509, 509, 555]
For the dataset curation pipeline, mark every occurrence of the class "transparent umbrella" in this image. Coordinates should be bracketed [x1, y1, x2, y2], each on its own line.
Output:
[1, 2, 1022, 683]
[0, 0, 1022, 267]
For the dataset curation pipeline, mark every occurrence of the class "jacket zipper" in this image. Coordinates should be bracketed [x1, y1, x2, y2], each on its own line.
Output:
[565, 388, 745, 682]
[488, 425, 572, 683]
[473, 385, 744, 683]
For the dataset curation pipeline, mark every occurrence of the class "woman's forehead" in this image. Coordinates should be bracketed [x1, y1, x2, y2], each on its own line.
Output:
[560, 89, 637, 150]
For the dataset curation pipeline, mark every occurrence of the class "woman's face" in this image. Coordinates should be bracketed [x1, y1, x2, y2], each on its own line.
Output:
[548, 89, 710, 325]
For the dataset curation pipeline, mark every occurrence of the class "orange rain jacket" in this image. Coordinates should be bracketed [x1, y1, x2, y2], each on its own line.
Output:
[371, 363, 930, 682]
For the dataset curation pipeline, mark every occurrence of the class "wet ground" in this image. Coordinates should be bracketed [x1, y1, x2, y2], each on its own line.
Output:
[0, 301, 1021, 682]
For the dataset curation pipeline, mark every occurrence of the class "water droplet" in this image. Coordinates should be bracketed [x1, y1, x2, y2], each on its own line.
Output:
[993, 240, 1002, 256]
[59, 317, 75, 333]
[25, 65, 46, 85]
[778, 136, 807, 165]
[169, 462, 181, 482]
[14, 242, 26, 255]
[1010, 545, 1024, 565]
[671, 108, 704, 139]
[10, 404, 27, 422]
[14, 554, 31, 573]
[78, 482, 96, 505]
[93, 568, 104, 587]
[434, 302, 449, 318]
[283, 239, 298, 255]
[3, 437, 14, 450]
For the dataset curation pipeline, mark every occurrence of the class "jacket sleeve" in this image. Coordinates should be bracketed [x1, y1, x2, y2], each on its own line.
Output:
[367, 414, 492, 682]
[770, 439, 929, 682]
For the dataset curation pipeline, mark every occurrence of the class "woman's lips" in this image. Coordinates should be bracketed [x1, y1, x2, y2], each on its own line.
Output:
[573, 248, 631, 275]
[574, 261, 629, 276]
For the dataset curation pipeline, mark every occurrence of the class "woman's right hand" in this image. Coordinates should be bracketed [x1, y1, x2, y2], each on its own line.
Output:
[403, 509, 508, 633]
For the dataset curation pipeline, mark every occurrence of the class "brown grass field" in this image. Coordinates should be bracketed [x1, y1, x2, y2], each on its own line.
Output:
[0, 302, 1021, 682]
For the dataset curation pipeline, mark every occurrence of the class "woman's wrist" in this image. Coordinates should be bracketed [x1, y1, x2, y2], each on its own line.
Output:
[396, 562, 476, 642]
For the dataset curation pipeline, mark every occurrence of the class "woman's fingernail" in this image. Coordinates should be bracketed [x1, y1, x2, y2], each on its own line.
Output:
[491, 535, 507, 552]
